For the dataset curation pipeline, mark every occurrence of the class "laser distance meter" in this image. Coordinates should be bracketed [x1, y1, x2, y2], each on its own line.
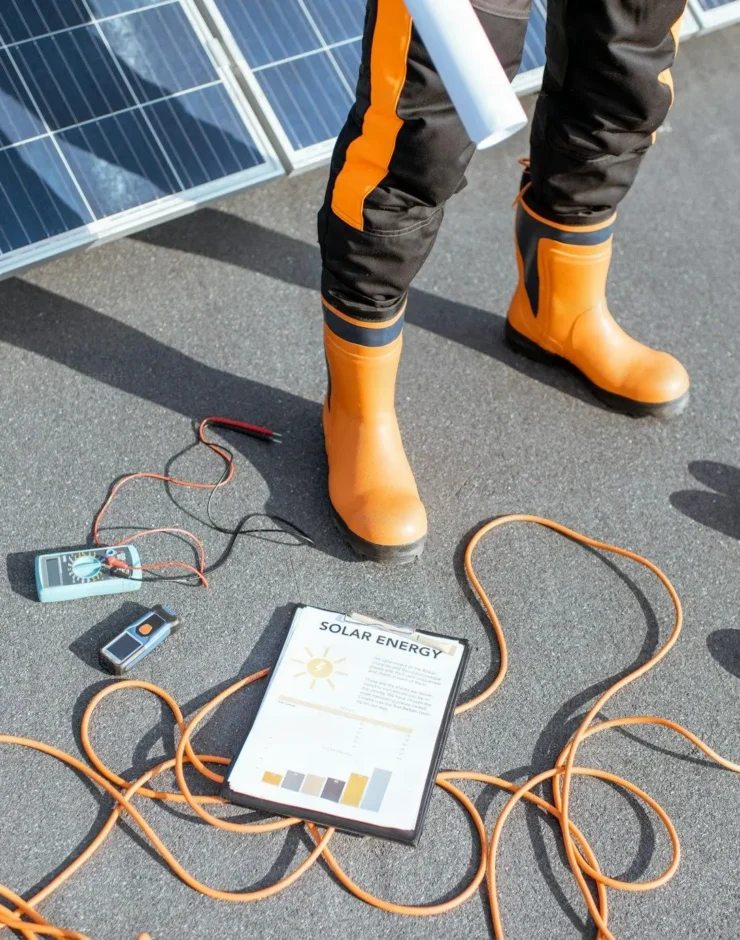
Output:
[99, 605, 180, 675]
[35, 546, 142, 603]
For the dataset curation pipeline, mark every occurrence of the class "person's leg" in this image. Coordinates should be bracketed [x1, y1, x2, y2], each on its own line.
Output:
[319, 0, 530, 562]
[507, 0, 690, 416]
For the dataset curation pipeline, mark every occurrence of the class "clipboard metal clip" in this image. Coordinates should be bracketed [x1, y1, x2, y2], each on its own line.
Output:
[346, 612, 413, 635]
[345, 612, 456, 655]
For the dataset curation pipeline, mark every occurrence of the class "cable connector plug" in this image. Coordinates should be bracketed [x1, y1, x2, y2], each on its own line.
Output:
[103, 556, 131, 578]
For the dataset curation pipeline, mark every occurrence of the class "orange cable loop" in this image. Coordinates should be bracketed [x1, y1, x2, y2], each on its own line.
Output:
[2, 514, 739, 939]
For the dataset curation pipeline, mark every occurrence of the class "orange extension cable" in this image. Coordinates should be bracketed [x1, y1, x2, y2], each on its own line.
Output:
[2, 514, 740, 940]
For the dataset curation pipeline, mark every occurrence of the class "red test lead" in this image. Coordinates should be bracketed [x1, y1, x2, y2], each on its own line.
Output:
[203, 416, 283, 443]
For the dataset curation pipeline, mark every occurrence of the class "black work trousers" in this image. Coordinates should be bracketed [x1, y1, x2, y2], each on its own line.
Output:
[318, 0, 685, 322]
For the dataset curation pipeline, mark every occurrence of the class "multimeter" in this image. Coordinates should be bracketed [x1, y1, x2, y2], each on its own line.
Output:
[99, 605, 180, 675]
[35, 545, 142, 603]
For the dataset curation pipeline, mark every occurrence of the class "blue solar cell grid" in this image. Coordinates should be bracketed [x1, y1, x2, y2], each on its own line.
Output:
[210, 0, 546, 157]
[0, 0, 271, 261]
[521, 1, 547, 73]
[210, 0, 366, 152]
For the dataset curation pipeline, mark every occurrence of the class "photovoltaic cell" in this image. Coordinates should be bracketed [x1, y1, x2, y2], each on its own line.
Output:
[90, 1, 165, 13]
[206, 0, 364, 162]
[11, 26, 137, 129]
[301, 0, 367, 45]
[0, 0, 279, 275]
[100, 4, 217, 100]
[222, 0, 321, 69]
[57, 109, 179, 218]
[0, 137, 91, 254]
[0, 48, 45, 143]
[332, 40, 362, 93]
[256, 51, 356, 151]
[520, 1, 547, 73]
[147, 84, 266, 190]
[0, 1, 91, 42]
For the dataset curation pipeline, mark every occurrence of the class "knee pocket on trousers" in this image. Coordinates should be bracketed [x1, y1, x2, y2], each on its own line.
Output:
[537, 100, 655, 163]
[359, 204, 444, 239]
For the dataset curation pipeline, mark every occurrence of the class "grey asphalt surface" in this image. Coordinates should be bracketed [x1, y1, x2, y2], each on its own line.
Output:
[2, 24, 740, 940]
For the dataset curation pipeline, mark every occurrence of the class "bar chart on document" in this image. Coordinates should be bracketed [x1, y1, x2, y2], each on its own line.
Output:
[226, 606, 466, 834]
[256, 686, 412, 815]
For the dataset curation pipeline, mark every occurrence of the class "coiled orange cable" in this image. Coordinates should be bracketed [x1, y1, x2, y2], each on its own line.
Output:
[2, 514, 739, 940]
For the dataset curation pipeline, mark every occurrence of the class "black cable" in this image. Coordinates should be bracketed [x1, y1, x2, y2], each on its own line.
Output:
[107, 421, 314, 587]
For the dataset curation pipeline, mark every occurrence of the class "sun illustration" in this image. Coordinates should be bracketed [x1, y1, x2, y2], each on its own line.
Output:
[292, 647, 348, 690]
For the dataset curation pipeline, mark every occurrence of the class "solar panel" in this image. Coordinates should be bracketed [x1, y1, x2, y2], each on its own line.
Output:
[688, 0, 740, 29]
[202, 0, 364, 170]
[0, 0, 281, 277]
[519, 1, 547, 73]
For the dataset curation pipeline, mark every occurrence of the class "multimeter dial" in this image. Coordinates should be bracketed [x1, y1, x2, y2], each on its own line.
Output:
[69, 555, 103, 582]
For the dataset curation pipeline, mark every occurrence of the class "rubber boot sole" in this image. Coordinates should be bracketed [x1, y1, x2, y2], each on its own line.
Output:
[505, 321, 689, 419]
[330, 502, 426, 565]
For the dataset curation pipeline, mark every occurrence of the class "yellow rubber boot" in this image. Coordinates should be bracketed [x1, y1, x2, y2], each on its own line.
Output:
[322, 299, 427, 563]
[506, 195, 690, 417]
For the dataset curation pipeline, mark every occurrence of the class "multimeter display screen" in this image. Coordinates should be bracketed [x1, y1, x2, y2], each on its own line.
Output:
[45, 557, 62, 587]
[106, 633, 142, 662]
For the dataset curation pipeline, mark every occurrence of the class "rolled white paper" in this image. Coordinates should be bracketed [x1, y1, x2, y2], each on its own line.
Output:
[403, 0, 528, 149]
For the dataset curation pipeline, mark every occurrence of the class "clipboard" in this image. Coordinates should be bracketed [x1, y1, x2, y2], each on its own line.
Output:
[222, 605, 469, 845]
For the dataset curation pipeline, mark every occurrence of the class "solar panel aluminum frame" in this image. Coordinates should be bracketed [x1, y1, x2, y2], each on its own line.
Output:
[0, 0, 284, 281]
[680, 6, 701, 37]
[196, 0, 353, 173]
[688, 0, 740, 31]
[512, 66, 543, 97]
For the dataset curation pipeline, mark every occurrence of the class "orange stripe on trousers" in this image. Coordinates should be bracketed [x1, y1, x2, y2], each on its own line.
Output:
[331, 0, 413, 232]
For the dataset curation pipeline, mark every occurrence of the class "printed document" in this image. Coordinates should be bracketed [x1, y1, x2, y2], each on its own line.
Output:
[226, 605, 467, 836]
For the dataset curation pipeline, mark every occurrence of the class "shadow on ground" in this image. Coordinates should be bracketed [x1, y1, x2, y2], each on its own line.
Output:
[0, 210, 678, 926]
[707, 629, 740, 680]
[0, 277, 351, 564]
[671, 461, 740, 685]
[0, 209, 616, 578]
[670, 461, 740, 541]
[132, 208, 601, 409]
